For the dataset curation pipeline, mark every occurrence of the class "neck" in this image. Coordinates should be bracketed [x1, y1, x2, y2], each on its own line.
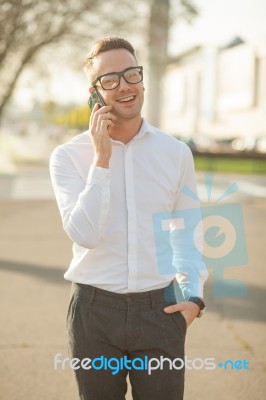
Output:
[108, 116, 143, 144]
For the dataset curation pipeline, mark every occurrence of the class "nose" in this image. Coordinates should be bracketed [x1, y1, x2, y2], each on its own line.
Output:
[118, 76, 131, 91]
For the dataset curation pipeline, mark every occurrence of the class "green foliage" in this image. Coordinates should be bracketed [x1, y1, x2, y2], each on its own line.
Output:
[53, 106, 90, 129]
[194, 155, 266, 174]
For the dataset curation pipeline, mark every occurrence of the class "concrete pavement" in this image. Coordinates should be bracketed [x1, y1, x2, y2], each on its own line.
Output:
[0, 171, 266, 399]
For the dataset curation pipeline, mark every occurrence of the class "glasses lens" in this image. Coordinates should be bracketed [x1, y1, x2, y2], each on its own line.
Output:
[100, 74, 119, 90]
[98, 67, 143, 90]
[124, 67, 143, 84]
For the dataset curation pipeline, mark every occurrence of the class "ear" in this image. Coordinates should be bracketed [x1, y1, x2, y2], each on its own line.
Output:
[88, 87, 94, 94]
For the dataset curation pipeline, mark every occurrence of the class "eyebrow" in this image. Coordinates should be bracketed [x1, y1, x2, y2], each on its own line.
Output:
[97, 66, 139, 79]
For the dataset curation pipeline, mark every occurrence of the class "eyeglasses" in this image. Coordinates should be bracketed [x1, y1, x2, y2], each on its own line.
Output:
[92, 66, 143, 90]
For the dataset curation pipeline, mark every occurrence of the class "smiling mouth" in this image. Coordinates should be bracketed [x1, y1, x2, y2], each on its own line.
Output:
[117, 95, 136, 103]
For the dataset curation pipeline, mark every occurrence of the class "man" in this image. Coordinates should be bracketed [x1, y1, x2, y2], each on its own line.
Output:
[50, 36, 208, 400]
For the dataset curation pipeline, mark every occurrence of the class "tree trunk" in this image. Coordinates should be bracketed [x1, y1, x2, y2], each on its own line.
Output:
[147, 0, 170, 128]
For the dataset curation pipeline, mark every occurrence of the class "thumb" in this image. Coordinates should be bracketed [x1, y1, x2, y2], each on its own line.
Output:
[164, 303, 185, 314]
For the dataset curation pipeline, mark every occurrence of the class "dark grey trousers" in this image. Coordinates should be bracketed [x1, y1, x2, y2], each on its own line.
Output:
[66, 282, 187, 400]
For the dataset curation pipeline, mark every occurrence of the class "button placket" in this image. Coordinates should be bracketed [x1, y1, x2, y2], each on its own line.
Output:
[124, 142, 138, 292]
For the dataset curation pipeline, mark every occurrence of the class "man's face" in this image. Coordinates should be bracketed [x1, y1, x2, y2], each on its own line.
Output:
[91, 49, 144, 121]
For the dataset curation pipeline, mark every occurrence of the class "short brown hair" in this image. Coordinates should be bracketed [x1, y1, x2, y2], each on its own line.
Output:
[84, 36, 137, 82]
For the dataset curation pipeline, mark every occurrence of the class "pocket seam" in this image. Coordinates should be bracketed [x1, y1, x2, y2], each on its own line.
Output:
[170, 311, 187, 333]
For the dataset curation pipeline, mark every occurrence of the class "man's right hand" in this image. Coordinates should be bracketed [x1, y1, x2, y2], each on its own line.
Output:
[89, 103, 116, 169]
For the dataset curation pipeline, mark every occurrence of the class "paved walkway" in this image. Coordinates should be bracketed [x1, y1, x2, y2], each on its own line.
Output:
[0, 173, 266, 399]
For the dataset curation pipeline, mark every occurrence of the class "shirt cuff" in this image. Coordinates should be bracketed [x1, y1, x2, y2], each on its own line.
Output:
[179, 281, 204, 299]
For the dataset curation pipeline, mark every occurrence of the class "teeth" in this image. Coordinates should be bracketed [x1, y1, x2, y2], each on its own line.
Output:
[118, 96, 134, 102]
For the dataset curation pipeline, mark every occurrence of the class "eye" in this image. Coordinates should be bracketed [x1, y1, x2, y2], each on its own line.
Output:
[125, 68, 142, 82]
[102, 74, 118, 85]
[126, 71, 138, 79]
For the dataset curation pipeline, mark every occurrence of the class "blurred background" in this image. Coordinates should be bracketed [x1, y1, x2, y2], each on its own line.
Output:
[0, 0, 266, 174]
[0, 1, 265, 399]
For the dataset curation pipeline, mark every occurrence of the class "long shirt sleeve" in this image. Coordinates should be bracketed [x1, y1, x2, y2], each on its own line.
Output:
[50, 145, 110, 248]
[171, 144, 208, 298]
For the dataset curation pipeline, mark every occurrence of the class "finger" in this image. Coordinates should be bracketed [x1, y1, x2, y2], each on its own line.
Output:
[94, 104, 112, 116]
[99, 119, 115, 131]
[94, 119, 114, 136]
[91, 109, 116, 134]
[89, 103, 101, 129]
[164, 303, 186, 313]
[97, 111, 116, 123]
[90, 104, 111, 126]
[93, 103, 101, 111]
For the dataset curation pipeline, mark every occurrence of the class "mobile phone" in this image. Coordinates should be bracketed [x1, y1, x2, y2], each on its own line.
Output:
[88, 87, 106, 110]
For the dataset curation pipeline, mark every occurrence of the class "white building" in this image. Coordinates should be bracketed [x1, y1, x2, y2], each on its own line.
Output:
[161, 38, 266, 145]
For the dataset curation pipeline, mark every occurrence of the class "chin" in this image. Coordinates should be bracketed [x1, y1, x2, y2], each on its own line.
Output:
[119, 111, 141, 120]
[117, 105, 143, 120]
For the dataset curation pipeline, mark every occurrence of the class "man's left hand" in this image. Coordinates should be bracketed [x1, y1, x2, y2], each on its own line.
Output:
[164, 302, 200, 327]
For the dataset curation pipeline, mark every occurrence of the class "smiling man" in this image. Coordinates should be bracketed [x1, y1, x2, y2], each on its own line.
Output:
[50, 37, 208, 400]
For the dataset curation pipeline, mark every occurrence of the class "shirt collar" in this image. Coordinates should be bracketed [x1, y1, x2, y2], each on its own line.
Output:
[134, 119, 156, 140]
[110, 119, 156, 145]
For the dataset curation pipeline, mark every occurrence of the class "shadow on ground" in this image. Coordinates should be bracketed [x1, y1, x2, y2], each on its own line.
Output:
[0, 259, 68, 285]
[1, 259, 265, 323]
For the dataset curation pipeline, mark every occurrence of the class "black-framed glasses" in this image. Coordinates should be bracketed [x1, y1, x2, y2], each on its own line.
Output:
[92, 66, 143, 90]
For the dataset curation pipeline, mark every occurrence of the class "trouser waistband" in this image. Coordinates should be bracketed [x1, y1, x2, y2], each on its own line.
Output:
[71, 281, 178, 307]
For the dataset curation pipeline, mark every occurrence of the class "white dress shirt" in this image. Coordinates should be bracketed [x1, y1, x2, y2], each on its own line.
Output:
[49, 119, 208, 297]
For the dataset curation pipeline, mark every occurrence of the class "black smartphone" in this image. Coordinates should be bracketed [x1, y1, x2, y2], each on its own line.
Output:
[88, 87, 106, 110]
